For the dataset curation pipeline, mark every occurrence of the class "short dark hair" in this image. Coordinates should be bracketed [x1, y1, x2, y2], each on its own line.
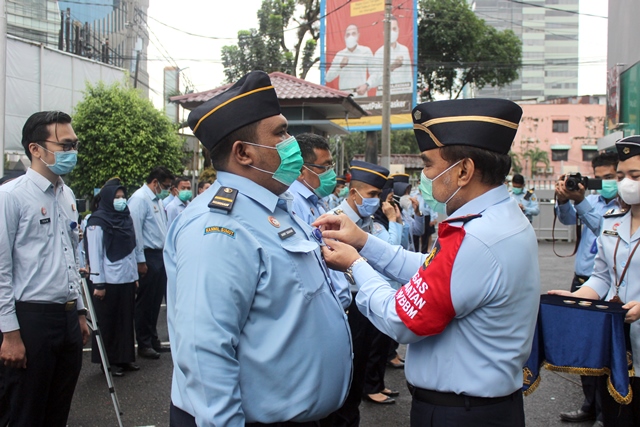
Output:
[592, 152, 619, 170]
[173, 176, 190, 187]
[439, 145, 511, 187]
[512, 173, 525, 185]
[21, 111, 72, 160]
[296, 133, 331, 163]
[210, 121, 259, 171]
[146, 166, 175, 184]
[197, 180, 210, 191]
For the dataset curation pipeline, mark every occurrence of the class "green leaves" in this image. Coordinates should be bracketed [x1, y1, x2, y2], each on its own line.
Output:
[69, 81, 185, 198]
[418, 0, 522, 100]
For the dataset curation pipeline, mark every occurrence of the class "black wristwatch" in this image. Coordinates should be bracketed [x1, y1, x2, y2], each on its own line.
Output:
[77, 309, 88, 316]
[343, 257, 367, 285]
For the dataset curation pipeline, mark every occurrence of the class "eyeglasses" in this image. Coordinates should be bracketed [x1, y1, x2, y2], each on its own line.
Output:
[37, 140, 79, 151]
[304, 162, 335, 172]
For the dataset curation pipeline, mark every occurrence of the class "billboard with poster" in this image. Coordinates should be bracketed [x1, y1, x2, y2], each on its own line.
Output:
[320, 0, 418, 131]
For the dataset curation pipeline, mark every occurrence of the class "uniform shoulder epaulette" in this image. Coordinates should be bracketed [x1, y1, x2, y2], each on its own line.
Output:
[443, 213, 482, 224]
[603, 208, 627, 218]
[208, 186, 238, 214]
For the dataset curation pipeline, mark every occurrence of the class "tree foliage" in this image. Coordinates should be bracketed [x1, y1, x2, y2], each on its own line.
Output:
[522, 147, 550, 178]
[70, 82, 185, 198]
[221, 0, 320, 82]
[418, 0, 522, 100]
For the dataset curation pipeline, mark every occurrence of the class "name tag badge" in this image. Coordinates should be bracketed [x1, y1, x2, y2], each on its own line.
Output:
[40, 218, 51, 224]
[603, 230, 619, 236]
[278, 227, 296, 240]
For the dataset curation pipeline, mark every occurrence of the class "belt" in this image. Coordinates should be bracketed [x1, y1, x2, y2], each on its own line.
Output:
[144, 248, 163, 253]
[15, 300, 77, 313]
[408, 383, 519, 408]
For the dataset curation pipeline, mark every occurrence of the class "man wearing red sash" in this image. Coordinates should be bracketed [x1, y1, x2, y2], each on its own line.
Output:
[315, 98, 540, 427]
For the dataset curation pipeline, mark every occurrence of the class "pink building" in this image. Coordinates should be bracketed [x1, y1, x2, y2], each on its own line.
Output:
[514, 96, 606, 179]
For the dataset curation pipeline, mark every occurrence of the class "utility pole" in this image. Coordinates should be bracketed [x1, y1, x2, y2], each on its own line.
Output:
[0, 0, 6, 178]
[380, 0, 392, 170]
[133, 50, 141, 88]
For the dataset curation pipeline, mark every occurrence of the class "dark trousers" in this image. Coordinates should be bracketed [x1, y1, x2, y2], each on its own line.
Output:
[331, 294, 379, 427]
[363, 327, 393, 395]
[0, 306, 83, 427]
[135, 249, 167, 349]
[91, 282, 136, 365]
[601, 376, 640, 426]
[409, 390, 525, 427]
[170, 402, 321, 427]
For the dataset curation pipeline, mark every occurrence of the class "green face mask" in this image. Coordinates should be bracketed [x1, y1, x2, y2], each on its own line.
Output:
[178, 190, 192, 202]
[338, 186, 349, 198]
[245, 136, 304, 187]
[511, 187, 524, 195]
[418, 160, 462, 215]
[304, 166, 337, 198]
[597, 179, 618, 199]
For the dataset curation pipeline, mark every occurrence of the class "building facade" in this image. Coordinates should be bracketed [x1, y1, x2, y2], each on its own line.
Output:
[472, 0, 579, 101]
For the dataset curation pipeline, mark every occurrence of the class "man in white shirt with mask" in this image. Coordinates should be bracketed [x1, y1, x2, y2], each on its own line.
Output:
[363, 15, 413, 96]
[326, 24, 373, 98]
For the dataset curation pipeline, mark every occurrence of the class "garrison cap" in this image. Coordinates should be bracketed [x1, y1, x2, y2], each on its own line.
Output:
[393, 182, 411, 197]
[392, 173, 410, 184]
[349, 160, 389, 190]
[616, 136, 640, 161]
[336, 175, 347, 184]
[412, 98, 522, 155]
[188, 70, 281, 151]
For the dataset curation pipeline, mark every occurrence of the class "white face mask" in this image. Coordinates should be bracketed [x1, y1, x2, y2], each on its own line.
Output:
[390, 29, 399, 44]
[399, 195, 412, 211]
[345, 35, 357, 50]
[617, 178, 640, 205]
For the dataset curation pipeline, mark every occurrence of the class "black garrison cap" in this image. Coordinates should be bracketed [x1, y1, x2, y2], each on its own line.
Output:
[391, 173, 410, 183]
[336, 175, 347, 184]
[412, 98, 522, 155]
[188, 71, 281, 151]
[349, 160, 389, 190]
[616, 136, 640, 161]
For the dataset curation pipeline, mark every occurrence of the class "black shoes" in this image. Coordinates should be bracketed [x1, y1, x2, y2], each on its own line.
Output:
[100, 364, 124, 377]
[381, 388, 400, 397]
[365, 393, 396, 404]
[152, 339, 171, 353]
[138, 347, 160, 359]
[117, 362, 140, 371]
[559, 409, 596, 423]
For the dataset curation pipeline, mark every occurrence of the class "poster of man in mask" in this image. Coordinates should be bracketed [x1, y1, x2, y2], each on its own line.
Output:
[321, 0, 417, 130]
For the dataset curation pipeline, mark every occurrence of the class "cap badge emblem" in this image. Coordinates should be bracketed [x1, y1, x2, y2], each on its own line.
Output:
[413, 110, 422, 121]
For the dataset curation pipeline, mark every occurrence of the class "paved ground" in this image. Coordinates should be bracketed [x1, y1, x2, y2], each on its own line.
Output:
[67, 241, 596, 427]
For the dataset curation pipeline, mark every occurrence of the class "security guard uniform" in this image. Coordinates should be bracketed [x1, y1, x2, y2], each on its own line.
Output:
[509, 188, 539, 223]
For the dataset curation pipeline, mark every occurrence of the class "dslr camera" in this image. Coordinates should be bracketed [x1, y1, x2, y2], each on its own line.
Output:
[565, 173, 602, 191]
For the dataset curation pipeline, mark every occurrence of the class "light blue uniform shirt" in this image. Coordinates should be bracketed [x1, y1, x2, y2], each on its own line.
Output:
[164, 172, 352, 426]
[582, 211, 640, 374]
[509, 189, 540, 223]
[372, 219, 404, 289]
[329, 200, 373, 293]
[352, 185, 540, 397]
[162, 193, 175, 208]
[127, 184, 168, 263]
[86, 225, 138, 286]
[0, 168, 85, 332]
[325, 193, 343, 210]
[289, 180, 351, 309]
[556, 194, 621, 277]
[166, 197, 188, 227]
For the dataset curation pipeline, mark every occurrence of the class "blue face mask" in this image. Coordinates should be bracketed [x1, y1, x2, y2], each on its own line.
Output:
[354, 188, 380, 217]
[245, 136, 304, 187]
[597, 179, 618, 199]
[418, 160, 462, 215]
[113, 198, 127, 212]
[39, 146, 77, 176]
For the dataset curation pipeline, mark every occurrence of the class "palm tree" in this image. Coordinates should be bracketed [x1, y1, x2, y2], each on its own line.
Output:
[523, 148, 550, 178]
[509, 150, 523, 175]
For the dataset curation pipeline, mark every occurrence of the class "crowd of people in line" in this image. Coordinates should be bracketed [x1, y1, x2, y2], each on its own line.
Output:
[1, 70, 640, 427]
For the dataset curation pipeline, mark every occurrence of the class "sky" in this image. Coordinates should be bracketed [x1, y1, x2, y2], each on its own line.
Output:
[145, 0, 609, 111]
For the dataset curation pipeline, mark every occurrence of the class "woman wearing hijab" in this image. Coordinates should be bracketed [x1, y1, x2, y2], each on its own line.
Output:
[86, 178, 139, 376]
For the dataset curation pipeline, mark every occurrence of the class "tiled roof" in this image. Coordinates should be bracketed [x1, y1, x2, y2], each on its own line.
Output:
[170, 72, 367, 117]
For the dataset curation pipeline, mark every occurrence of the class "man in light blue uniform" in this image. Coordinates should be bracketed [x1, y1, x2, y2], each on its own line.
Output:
[166, 176, 192, 226]
[316, 98, 540, 427]
[509, 173, 539, 223]
[327, 160, 395, 423]
[554, 152, 621, 426]
[127, 166, 174, 359]
[550, 136, 640, 426]
[164, 71, 352, 427]
[289, 133, 351, 310]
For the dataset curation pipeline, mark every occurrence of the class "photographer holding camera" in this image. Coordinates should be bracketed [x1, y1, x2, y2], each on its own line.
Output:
[554, 151, 622, 426]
